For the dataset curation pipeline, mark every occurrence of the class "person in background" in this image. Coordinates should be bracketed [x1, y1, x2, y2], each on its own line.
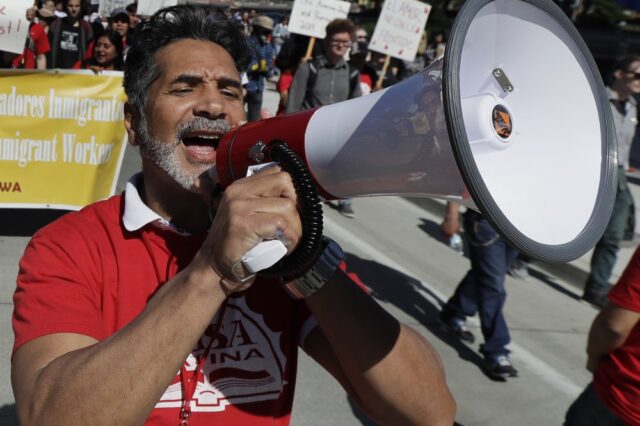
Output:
[10, 6, 456, 425]
[85, 29, 124, 72]
[274, 33, 318, 115]
[53, 0, 66, 18]
[109, 8, 133, 52]
[244, 15, 274, 121]
[565, 246, 640, 425]
[272, 16, 289, 57]
[369, 51, 401, 91]
[286, 19, 361, 218]
[439, 202, 520, 381]
[426, 31, 446, 64]
[12, 5, 51, 70]
[126, 2, 140, 33]
[48, 0, 93, 69]
[583, 56, 640, 308]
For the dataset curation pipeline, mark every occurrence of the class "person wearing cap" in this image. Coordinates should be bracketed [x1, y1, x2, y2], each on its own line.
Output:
[48, 0, 93, 69]
[12, 5, 51, 69]
[109, 8, 133, 51]
[244, 15, 275, 121]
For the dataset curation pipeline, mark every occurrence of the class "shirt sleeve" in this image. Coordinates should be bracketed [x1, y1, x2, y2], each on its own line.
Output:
[609, 247, 640, 312]
[12, 218, 105, 354]
[285, 62, 310, 113]
[33, 23, 51, 55]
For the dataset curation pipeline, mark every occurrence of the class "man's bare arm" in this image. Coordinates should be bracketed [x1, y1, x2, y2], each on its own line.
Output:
[304, 269, 456, 426]
[12, 168, 302, 425]
[12, 259, 229, 425]
[586, 302, 640, 372]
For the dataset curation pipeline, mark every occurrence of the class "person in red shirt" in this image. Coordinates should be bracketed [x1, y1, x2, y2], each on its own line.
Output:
[11, 7, 51, 69]
[11, 5, 455, 426]
[565, 247, 640, 425]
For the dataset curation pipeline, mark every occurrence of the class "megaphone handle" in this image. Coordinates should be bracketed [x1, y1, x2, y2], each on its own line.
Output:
[251, 141, 325, 281]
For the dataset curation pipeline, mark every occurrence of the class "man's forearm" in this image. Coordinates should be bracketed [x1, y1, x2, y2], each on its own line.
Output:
[305, 270, 456, 426]
[14, 257, 227, 425]
[586, 312, 631, 364]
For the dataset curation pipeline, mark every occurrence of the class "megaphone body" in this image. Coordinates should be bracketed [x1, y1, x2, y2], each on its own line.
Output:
[217, 0, 617, 267]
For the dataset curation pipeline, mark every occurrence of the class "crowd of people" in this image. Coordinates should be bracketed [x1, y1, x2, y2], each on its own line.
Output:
[6, 2, 640, 425]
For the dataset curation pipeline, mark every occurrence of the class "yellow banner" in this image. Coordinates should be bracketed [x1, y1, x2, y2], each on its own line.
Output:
[0, 70, 127, 210]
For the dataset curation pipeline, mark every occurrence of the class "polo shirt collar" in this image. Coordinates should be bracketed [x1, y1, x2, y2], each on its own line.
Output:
[123, 173, 168, 232]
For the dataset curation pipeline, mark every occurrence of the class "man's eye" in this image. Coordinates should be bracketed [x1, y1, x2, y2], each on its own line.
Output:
[222, 89, 240, 99]
[171, 87, 193, 95]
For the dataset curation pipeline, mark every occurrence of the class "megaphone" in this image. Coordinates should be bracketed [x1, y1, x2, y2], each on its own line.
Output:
[217, 0, 617, 275]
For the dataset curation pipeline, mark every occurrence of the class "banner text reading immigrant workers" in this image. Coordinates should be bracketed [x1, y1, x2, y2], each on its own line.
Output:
[0, 70, 127, 210]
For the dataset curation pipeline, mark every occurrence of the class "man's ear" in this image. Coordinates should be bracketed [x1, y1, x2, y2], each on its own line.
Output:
[124, 102, 139, 147]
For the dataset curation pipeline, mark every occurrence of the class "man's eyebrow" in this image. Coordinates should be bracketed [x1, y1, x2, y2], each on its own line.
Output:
[170, 74, 242, 89]
[218, 77, 242, 90]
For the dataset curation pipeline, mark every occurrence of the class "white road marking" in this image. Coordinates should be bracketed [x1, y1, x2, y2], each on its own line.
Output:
[324, 214, 583, 397]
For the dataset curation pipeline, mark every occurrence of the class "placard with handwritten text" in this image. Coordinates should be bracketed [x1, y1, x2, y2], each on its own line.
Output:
[288, 0, 350, 39]
[0, 0, 32, 55]
[369, 0, 431, 62]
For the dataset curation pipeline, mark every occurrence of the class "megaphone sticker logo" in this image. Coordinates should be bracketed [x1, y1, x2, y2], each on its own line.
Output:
[492, 105, 512, 139]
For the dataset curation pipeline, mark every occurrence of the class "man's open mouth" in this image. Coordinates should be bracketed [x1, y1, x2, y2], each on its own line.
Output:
[181, 133, 222, 150]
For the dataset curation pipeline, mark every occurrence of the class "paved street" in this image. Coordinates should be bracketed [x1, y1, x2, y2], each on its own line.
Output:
[0, 82, 638, 425]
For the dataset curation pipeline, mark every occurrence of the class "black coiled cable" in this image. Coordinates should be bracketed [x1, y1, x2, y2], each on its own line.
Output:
[258, 140, 324, 281]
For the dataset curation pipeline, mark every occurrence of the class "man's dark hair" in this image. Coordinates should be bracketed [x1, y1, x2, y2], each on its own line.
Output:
[125, 2, 137, 13]
[609, 55, 640, 85]
[325, 18, 355, 40]
[613, 56, 640, 74]
[124, 5, 251, 116]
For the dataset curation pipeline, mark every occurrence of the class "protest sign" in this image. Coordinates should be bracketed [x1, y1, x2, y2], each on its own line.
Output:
[0, 0, 33, 55]
[0, 70, 128, 210]
[369, 0, 431, 62]
[98, 0, 129, 17]
[288, 0, 350, 39]
[137, 0, 178, 17]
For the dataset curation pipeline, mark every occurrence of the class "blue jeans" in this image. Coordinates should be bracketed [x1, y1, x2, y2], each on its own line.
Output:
[585, 167, 634, 296]
[441, 211, 519, 358]
[564, 383, 626, 426]
[245, 90, 263, 122]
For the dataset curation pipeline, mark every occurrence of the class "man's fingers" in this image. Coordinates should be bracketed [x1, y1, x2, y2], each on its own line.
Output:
[228, 169, 297, 202]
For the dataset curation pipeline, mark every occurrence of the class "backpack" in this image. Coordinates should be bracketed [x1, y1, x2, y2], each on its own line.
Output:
[306, 57, 360, 101]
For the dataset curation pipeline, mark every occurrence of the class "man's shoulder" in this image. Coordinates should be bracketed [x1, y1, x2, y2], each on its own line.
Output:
[33, 194, 124, 242]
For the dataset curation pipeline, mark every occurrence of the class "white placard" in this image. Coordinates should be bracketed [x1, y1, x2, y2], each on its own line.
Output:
[0, 0, 32, 54]
[369, 0, 431, 62]
[98, 0, 129, 18]
[137, 0, 178, 17]
[288, 0, 350, 39]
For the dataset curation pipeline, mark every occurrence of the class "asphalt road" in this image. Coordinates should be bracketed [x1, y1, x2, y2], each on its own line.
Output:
[1, 82, 638, 425]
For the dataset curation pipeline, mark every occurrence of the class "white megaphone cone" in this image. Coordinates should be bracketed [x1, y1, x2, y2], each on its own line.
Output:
[216, 0, 617, 273]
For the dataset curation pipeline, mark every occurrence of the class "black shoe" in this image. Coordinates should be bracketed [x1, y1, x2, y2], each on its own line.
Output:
[484, 354, 518, 380]
[337, 203, 355, 218]
[582, 291, 608, 308]
[439, 315, 475, 344]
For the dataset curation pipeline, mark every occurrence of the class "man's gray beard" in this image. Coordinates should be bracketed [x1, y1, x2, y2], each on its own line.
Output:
[136, 115, 230, 192]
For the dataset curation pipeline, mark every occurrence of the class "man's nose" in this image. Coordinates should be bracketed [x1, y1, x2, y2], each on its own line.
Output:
[193, 88, 226, 120]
